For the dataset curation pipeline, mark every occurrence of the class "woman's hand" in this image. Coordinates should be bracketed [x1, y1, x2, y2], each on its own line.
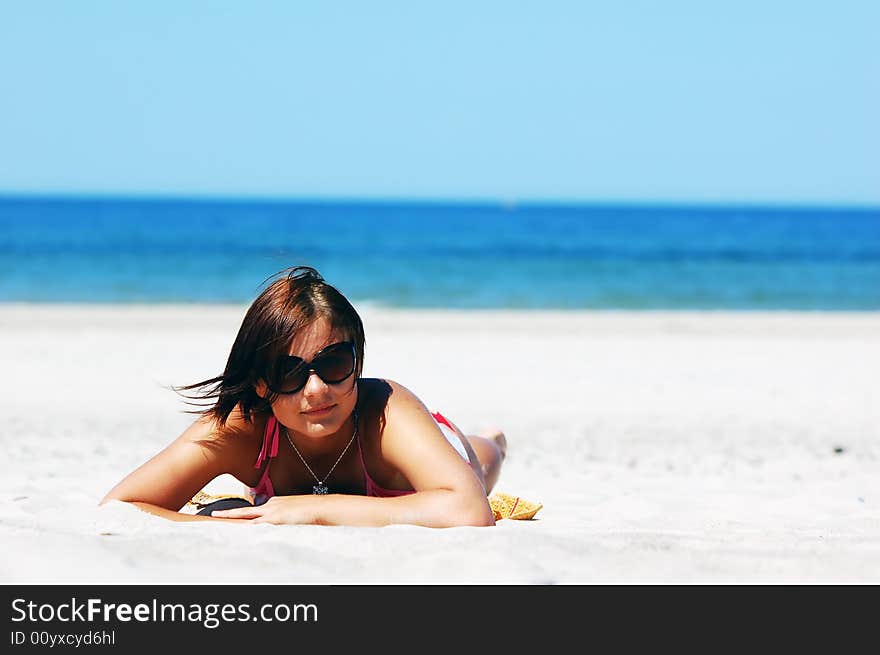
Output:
[210, 496, 318, 525]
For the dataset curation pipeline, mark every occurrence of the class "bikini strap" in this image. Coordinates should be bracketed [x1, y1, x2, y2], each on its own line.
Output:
[254, 415, 280, 469]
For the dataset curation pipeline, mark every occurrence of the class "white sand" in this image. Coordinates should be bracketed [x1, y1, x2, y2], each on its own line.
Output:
[1, 304, 878, 584]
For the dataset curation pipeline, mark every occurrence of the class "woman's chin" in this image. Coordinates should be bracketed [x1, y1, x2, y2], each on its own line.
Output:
[296, 413, 345, 438]
[285, 398, 356, 438]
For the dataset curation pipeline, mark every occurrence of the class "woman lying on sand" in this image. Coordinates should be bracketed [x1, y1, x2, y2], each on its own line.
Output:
[101, 266, 511, 527]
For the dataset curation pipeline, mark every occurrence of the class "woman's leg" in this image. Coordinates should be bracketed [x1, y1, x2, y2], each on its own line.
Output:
[465, 428, 507, 495]
[433, 412, 508, 495]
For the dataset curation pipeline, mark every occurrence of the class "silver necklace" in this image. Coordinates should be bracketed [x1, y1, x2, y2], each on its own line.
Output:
[283, 410, 358, 495]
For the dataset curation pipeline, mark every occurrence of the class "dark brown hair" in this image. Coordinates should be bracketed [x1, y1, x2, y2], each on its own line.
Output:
[174, 266, 365, 425]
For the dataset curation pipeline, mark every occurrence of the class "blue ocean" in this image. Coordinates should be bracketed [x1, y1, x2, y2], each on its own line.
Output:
[1, 195, 878, 310]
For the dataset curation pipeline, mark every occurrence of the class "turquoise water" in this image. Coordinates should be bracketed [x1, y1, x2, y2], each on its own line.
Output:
[1, 196, 878, 309]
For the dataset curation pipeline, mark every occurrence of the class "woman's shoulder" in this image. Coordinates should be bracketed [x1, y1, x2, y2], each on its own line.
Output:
[182, 407, 267, 461]
[358, 377, 423, 408]
[215, 406, 270, 444]
[357, 378, 434, 427]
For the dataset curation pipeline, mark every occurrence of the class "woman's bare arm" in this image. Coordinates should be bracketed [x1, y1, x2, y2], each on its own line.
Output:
[100, 412, 257, 522]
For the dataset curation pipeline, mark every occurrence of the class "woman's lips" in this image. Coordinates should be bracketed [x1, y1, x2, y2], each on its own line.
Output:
[302, 403, 336, 415]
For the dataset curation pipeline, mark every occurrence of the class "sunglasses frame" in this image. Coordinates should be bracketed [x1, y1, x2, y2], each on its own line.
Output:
[267, 341, 357, 395]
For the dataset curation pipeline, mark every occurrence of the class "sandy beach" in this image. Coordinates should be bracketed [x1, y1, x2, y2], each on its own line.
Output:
[1, 304, 877, 584]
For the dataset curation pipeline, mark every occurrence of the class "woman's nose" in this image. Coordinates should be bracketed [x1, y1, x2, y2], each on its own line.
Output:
[301, 369, 329, 395]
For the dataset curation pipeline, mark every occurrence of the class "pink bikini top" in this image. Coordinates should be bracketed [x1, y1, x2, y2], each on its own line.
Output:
[250, 414, 418, 504]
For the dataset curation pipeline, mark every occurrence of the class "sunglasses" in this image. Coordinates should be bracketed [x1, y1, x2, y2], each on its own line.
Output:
[267, 341, 357, 395]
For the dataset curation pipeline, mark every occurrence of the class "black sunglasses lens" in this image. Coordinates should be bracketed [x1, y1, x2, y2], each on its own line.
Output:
[275, 359, 309, 394]
[313, 346, 355, 383]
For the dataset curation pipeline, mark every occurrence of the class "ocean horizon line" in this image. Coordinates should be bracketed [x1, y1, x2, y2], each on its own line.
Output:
[2, 300, 879, 315]
[2, 191, 878, 214]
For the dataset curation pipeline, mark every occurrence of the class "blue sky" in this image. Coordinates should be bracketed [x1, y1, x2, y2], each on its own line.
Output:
[0, 2, 877, 205]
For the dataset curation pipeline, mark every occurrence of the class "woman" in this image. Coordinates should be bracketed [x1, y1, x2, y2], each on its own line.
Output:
[101, 266, 507, 527]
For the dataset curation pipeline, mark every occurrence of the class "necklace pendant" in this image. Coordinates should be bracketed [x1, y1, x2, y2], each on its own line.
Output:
[312, 484, 329, 495]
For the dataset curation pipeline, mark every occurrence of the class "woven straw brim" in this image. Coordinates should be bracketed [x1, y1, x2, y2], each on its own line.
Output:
[186, 490, 255, 509]
[488, 492, 543, 520]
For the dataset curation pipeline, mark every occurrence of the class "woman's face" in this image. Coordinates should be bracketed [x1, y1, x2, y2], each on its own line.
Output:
[256, 316, 359, 441]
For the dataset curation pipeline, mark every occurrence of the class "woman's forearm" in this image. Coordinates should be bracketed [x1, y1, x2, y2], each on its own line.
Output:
[250, 490, 496, 528]
[110, 492, 496, 528]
